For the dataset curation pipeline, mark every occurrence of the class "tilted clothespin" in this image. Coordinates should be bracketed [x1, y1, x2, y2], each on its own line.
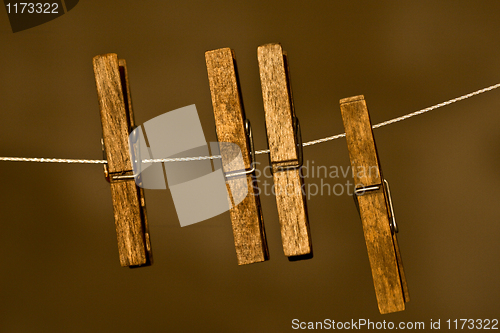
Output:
[340, 95, 409, 314]
[93, 53, 153, 267]
[205, 48, 269, 265]
[257, 43, 312, 259]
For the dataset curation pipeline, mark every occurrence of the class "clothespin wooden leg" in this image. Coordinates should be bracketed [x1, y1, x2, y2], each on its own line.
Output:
[257, 43, 312, 259]
[93, 53, 153, 268]
[205, 48, 269, 265]
[340, 95, 409, 314]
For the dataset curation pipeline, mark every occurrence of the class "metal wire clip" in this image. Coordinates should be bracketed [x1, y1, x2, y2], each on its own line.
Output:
[102, 137, 138, 182]
[353, 179, 399, 234]
[223, 119, 256, 179]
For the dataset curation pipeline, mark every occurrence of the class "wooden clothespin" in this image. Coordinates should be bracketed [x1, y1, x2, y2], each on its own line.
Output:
[257, 43, 312, 259]
[93, 53, 153, 268]
[205, 48, 269, 265]
[340, 95, 409, 314]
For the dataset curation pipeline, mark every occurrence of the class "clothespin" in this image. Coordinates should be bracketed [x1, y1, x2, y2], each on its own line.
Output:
[257, 43, 312, 259]
[205, 48, 269, 265]
[340, 95, 409, 314]
[93, 53, 153, 267]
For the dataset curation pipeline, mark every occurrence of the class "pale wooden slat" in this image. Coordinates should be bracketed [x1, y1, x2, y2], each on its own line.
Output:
[110, 181, 148, 266]
[340, 95, 407, 314]
[257, 43, 297, 164]
[93, 54, 132, 174]
[357, 189, 405, 314]
[257, 43, 312, 257]
[273, 169, 311, 257]
[205, 48, 269, 265]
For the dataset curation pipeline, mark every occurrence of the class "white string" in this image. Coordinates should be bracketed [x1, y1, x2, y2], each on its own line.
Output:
[1, 82, 499, 164]
[0, 156, 108, 164]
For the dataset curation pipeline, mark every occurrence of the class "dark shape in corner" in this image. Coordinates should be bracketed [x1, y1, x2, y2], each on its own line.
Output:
[4, 0, 79, 33]
[64, 0, 78, 11]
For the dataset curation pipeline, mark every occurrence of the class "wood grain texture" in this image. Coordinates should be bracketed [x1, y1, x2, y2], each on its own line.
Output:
[357, 189, 405, 314]
[273, 169, 311, 257]
[340, 95, 407, 314]
[339, 96, 382, 187]
[257, 43, 312, 257]
[94, 54, 131, 174]
[109, 181, 149, 267]
[205, 48, 269, 265]
[93, 53, 152, 267]
[257, 44, 296, 165]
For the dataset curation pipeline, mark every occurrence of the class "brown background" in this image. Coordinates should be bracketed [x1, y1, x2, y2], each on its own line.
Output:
[1, 1, 499, 332]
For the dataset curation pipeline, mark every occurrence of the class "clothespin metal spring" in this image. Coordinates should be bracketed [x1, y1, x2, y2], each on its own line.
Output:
[222, 119, 256, 180]
[102, 138, 138, 183]
[354, 179, 399, 234]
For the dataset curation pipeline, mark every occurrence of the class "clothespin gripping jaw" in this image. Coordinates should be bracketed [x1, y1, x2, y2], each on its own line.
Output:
[340, 95, 409, 314]
[205, 47, 269, 265]
[257, 43, 312, 259]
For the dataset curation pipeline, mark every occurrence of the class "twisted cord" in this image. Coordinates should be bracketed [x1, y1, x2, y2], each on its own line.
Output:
[1, 83, 499, 164]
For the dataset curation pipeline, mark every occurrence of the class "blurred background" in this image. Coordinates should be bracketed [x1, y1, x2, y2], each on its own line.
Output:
[0, 1, 499, 331]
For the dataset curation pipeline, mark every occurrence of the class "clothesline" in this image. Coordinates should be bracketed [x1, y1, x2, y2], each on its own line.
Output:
[1, 82, 499, 164]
